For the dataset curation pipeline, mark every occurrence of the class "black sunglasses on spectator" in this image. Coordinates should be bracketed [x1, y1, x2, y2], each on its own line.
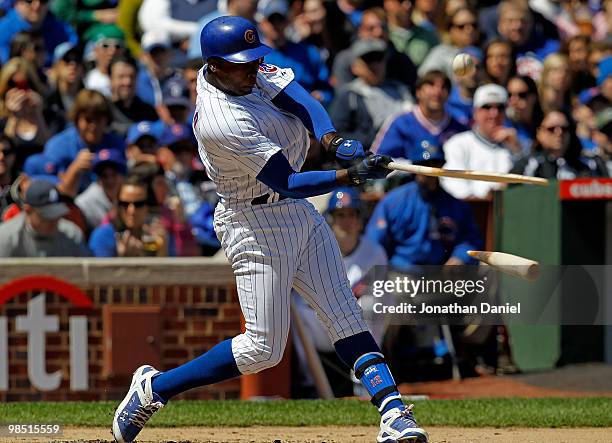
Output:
[542, 125, 569, 133]
[20, 0, 49, 4]
[452, 22, 476, 30]
[481, 104, 506, 111]
[509, 91, 530, 99]
[118, 199, 148, 209]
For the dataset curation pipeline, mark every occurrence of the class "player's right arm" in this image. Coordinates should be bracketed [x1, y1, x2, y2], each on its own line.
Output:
[256, 152, 392, 198]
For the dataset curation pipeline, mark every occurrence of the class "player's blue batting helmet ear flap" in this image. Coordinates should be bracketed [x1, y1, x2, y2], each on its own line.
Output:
[201, 16, 272, 63]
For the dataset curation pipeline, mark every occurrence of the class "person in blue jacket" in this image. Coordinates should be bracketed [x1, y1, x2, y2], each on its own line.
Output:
[373, 70, 467, 160]
[0, 0, 77, 67]
[43, 89, 125, 187]
[365, 143, 482, 272]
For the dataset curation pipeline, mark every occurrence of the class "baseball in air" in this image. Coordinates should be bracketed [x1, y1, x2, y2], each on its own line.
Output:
[452, 53, 475, 77]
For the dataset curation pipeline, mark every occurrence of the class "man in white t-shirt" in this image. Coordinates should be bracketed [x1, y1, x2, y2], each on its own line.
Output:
[441, 84, 521, 199]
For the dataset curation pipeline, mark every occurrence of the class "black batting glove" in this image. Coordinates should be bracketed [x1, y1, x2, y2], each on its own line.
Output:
[347, 154, 392, 185]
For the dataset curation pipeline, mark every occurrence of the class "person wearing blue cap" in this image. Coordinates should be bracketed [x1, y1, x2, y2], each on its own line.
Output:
[75, 148, 127, 230]
[158, 123, 205, 220]
[0, 178, 89, 257]
[366, 144, 482, 271]
[159, 74, 193, 125]
[125, 120, 161, 166]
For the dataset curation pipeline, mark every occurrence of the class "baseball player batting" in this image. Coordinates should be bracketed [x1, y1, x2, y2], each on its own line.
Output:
[112, 16, 428, 443]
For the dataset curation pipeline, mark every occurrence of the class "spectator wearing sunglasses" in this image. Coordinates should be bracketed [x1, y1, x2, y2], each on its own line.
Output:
[512, 110, 603, 180]
[441, 84, 517, 199]
[418, 7, 480, 79]
[505, 75, 543, 154]
[0, 0, 77, 67]
[84, 27, 126, 97]
[44, 42, 84, 134]
[89, 177, 168, 257]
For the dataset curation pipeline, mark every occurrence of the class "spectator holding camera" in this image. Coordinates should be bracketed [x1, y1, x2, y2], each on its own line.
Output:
[89, 177, 168, 257]
[43, 89, 125, 178]
[75, 148, 126, 231]
[0, 57, 49, 170]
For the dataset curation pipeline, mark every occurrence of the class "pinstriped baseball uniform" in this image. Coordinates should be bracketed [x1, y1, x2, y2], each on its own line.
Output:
[194, 64, 369, 374]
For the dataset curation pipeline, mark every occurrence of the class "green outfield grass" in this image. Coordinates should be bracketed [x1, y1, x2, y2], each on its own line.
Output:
[3, 398, 612, 428]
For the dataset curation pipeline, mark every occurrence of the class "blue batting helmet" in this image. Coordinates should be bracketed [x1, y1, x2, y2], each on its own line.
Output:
[327, 187, 362, 213]
[200, 16, 272, 63]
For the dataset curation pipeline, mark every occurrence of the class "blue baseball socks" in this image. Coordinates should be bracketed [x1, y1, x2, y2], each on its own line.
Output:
[151, 339, 240, 401]
[334, 331, 405, 414]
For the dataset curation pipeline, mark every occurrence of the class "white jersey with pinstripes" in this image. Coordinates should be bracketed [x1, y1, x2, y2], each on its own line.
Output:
[193, 64, 309, 205]
[192, 64, 369, 375]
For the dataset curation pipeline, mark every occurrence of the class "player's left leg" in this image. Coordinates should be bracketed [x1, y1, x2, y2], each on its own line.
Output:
[293, 206, 428, 443]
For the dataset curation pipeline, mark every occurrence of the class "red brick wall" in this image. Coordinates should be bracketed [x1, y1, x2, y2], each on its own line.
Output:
[0, 283, 242, 402]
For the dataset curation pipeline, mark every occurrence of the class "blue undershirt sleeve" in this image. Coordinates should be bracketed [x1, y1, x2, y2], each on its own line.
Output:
[272, 80, 336, 142]
[256, 151, 339, 198]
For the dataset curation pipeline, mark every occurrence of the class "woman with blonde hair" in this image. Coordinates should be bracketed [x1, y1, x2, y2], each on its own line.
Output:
[538, 53, 572, 114]
[0, 58, 50, 170]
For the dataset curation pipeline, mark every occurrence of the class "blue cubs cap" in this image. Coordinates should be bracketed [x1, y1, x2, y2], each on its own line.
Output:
[407, 140, 445, 165]
[162, 76, 191, 108]
[327, 187, 362, 213]
[23, 154, 58, 178]
[127, 120, 161, 145]
[159, 123, 194, 147]
[200, 16, 272, 63]
[93, 149, 127, 175]
[24, 179, 69, 220]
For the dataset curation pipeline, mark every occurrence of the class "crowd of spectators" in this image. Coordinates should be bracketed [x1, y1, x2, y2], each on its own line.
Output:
[0, 0, 609, 389]
[0, 0, 608, 261]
